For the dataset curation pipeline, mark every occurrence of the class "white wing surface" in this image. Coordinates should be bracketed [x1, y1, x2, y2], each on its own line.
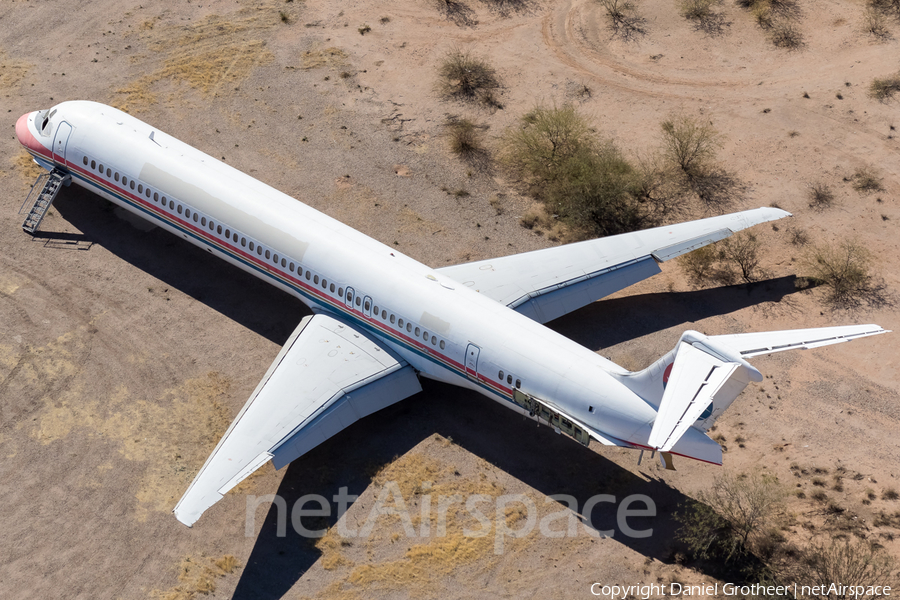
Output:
[711, 324, 889, 358]
[173, 314, 422, 527]
[437, 207, 790, 323]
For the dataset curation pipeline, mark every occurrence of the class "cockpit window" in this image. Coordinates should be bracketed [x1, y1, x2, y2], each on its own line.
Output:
[37, 109, 55, 137]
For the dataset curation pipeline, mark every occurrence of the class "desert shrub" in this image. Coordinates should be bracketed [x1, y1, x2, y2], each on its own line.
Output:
[437, 49, 500, 103]
[676, 472, 786, 563]
[434, 0, 477, 26]
[680, 0, 731, 33]
[851, 167, 885, 193]
[445, 118, 490, 169]
[808, 182, 834, 210]
[770, 21, 804, 48]
[883, 488, 900, 501]
[869, 0, 900, 19]
[870, 73, 900, 101]
[719, 232, 764, 283]
[660, 114, 722, 178]
[680, 245, 719, 284]
[864, 8, 892, 39]
[792, 539, 896, 600]
[599, 0, 648, 40]
[502, 105, 661, 237]
[803, 240, 890, 309]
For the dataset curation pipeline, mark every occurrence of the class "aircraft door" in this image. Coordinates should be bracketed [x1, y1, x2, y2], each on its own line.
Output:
[363, 296, 372, 318]
[464, 343, 480, 380]
[53, 121, 72, 166]
[345, 287, 355, 308]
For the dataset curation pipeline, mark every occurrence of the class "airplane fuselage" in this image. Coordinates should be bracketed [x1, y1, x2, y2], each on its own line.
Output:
[16, 101, 671, 457]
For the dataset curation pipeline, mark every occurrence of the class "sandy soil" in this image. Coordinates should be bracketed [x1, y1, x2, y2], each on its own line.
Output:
[1, 0, 898, 597]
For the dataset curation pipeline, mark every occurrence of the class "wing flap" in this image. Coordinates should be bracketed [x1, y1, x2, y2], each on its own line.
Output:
[173, 314, 421, 527]
[438, 207, 790, 323]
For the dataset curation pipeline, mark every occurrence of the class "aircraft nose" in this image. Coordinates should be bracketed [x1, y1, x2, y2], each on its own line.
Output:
[16, 112, 44, 153]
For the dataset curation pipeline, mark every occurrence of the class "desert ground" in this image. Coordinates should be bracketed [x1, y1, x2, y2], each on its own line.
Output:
[1, 0, 899, 597]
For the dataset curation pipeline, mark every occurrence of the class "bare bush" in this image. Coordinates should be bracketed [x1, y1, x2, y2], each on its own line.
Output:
[679, 245, 719, 284]
[770, 21, 804, 48]
[808, 182, 835, 210]
[599, 0, 649, 40]
[445, 118, 490, 169]
[680, 0, 731, 34]
[869, 0, 900, 20]
[434, 0, 477, 26]
[437, 49, 500, 103]
[870, 73, 900, 101]
[864, 8, 893, 39]
[793, 539, 897, 600]
[661, 114, 722, 178]
[804, 240, 890, 310]
[676, 472, 786, 562]
[719, 232, 765, 283]
[852, 167, 885, 193]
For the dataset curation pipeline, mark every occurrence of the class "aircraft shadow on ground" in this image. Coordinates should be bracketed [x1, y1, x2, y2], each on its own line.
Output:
[49, 186, 310, 345]
[47, 188, 799, 597]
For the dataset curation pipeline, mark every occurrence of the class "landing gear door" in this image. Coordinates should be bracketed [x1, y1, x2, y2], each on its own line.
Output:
[464, 343, 480, 380]
[53, 121, 72, 166]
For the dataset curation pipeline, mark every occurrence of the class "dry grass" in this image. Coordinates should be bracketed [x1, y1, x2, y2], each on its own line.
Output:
[301, 47, 349, 70]
[870, 73, 900, 102]
[0, 48, 31, 88]
[113, 6, 282, 112]
[13, 150, 46, 190]
[808, 182, 835, 210]
[151, 554, 242, 600]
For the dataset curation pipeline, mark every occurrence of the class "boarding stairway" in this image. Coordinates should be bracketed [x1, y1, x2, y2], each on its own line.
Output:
[20, 169, 70, 234]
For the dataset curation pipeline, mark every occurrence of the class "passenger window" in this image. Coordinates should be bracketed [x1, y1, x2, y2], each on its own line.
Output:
[192, 213, 198, 222]
[115, 173, 119, 182]
[515, 379, 521, 388]
[273, 254, 279, 263]
[241, 237, 246, 247]
[439, 340, 445, 349]
[106, 168, 111, 177]
[398, 318, 404, 327]
[98, 163, 104, 172]
[431, 336, 436, 345]
[305, 271, 311, 280]
[185, 209, 191, 218]
[499, 370, 504, 381]
[162, 196, 167, 204]
[314, 275, 319, 284]
[122, 176, 127, 186]
[281, 258, 286, 267]
[364, 300, 370, 311]
[138, 184, 143, 193]
[414, 327, 420, 336]
[338, 288, 343, 297]
[225, 229, 231, 237]
[200, 217, 206, 226]
[256, 246, 262, 256]
[330, 283, 335, 292]
[322, 279, 327, 289]
[374, 305, 379, 315]
[177, 205, 182, 214]
[146, 188, 151, 198]
[382, 310, 387, 319]
[507, 375, 512, 384]
[83, 156, 88, 165]
[390, 315, 395, 324]
[265, 250, 271, 259]
[217, 225, 222, 234]
[356, 297, 361, 307]
[153, 192, 158, 202]
[130, 181, 135, 190]
[91, 160, 96, 169]
[249, 242, 255, 251]
[289, 262, 294, 272]
[406, 323, 412, 332]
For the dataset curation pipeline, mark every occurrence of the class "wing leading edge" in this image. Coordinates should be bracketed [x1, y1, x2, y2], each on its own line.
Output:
[437, 207, 790, 323]
[173, 313, 422, 527]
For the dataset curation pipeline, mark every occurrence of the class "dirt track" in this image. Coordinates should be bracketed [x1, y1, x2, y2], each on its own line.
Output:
[1, 0, 899, 598]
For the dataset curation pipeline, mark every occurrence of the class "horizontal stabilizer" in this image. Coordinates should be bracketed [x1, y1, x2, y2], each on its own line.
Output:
[712, 324, 889, 358]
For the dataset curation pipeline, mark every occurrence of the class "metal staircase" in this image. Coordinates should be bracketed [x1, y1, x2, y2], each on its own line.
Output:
[20, 169, 70, 234]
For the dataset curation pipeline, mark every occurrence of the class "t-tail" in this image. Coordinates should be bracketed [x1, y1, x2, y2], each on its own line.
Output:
[613, 324, 889, 469]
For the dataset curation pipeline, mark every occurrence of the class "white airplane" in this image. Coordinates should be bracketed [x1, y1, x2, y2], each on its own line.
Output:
[16, 101, 888, 527]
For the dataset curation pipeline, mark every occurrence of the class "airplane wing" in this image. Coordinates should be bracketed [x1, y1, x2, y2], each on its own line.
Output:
[173, 313, 422, 527]
[711, 324, 889, 358]
[437, 207, 790, 323]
